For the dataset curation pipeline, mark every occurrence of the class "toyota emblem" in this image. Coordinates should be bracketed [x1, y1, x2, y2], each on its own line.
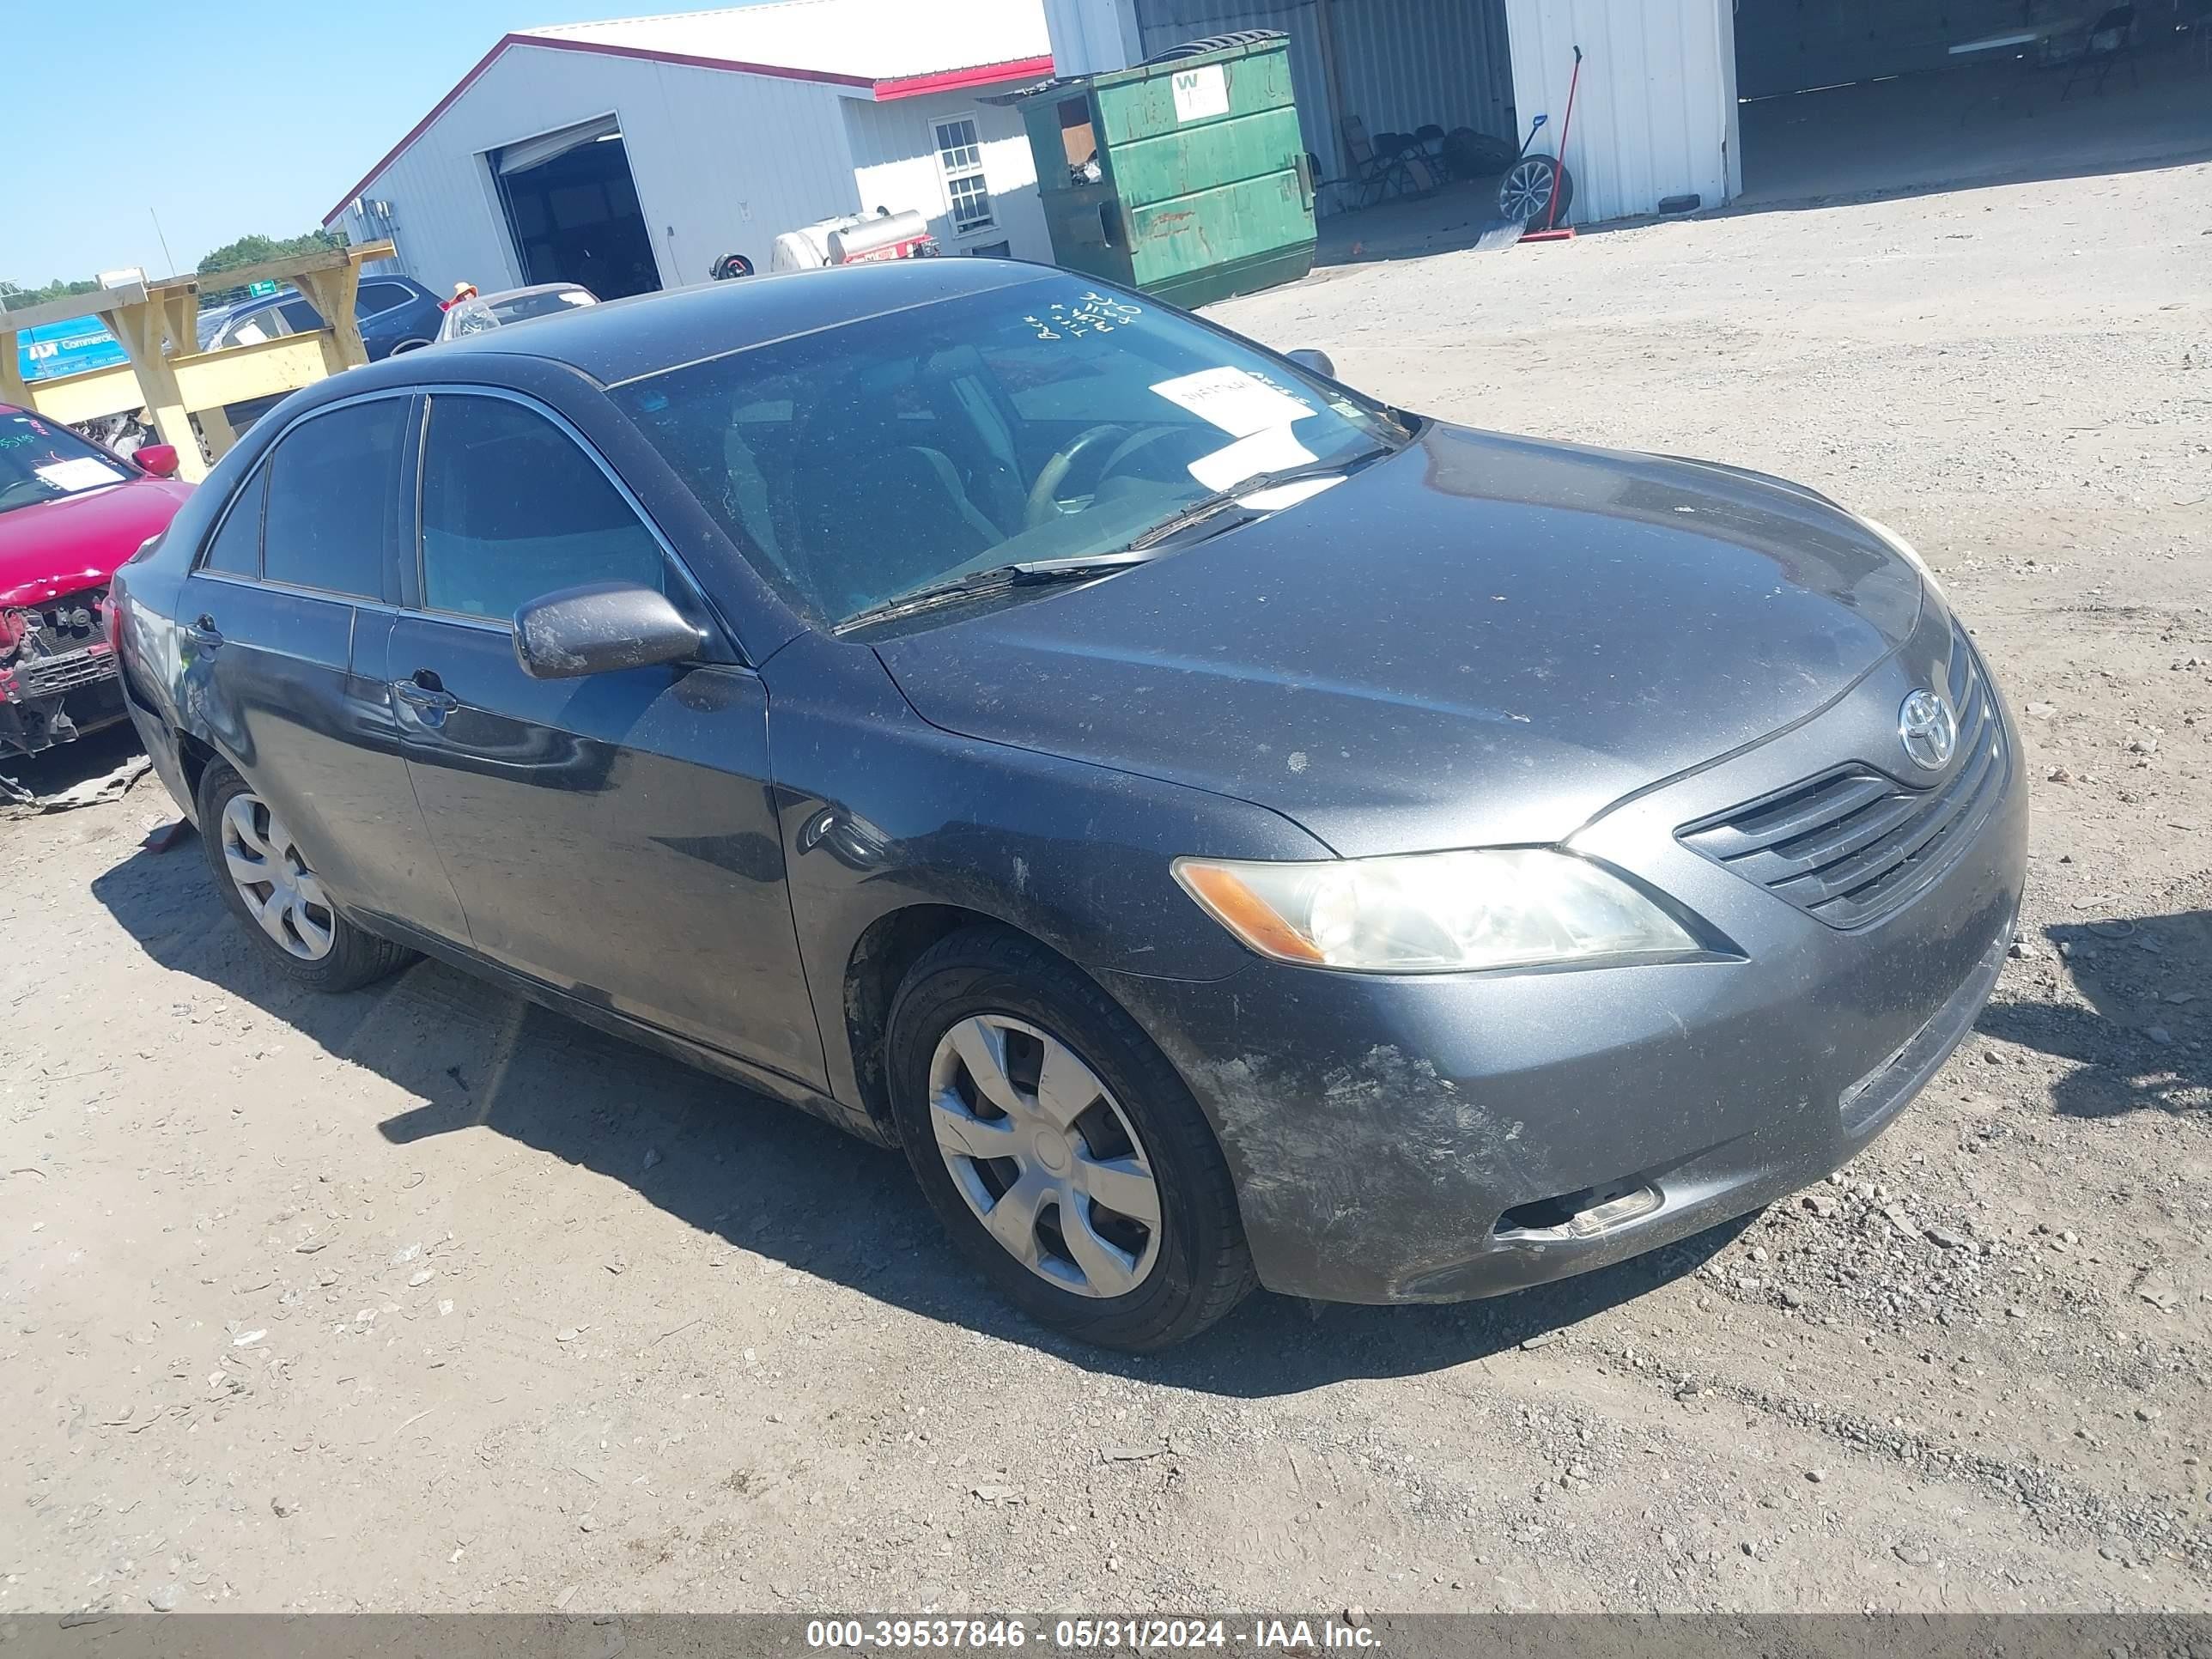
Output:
[1899, 689, 1956, 772]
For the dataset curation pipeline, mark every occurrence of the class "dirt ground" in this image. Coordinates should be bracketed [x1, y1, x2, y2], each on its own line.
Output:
[3, 159, 2208, 1620]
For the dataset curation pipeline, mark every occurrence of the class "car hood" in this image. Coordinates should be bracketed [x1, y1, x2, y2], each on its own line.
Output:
[872, 422, 1923, 856]
[0, 477, 194, 609]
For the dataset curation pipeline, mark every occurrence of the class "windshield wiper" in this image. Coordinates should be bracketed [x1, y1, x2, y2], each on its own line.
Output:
[1123, 447, 1395, 554]
[834, 551, 1161, 633]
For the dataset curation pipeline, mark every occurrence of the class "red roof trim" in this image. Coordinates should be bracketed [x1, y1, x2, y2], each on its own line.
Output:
[323, 34, 1040, 226]
[872, 55, 1056, 100]
[325, 32, 522, 226]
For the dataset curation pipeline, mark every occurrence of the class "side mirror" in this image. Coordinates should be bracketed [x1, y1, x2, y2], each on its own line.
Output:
[513, 581, 703, 680]
[1285, 348, 1336, 380]
[136, 444, 181, 477]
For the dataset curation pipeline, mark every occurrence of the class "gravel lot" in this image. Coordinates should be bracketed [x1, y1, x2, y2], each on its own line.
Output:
[3, 159, 2207, 1620]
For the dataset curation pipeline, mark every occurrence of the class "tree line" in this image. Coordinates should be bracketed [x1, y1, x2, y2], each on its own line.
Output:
[2, 228, 348, 314]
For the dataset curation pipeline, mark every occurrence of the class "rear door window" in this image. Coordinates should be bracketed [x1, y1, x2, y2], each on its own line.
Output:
[356, 282, 411, 319]
[416, 394, 665, 623]
[261, 398, 409, 599]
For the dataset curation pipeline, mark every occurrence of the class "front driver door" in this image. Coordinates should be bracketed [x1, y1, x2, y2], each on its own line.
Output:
[386, 389, 825, 1091]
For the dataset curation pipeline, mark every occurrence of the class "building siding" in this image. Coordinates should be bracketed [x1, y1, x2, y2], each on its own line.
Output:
[337, 43, 866, 295]
[842, 93, 1052, 261]
[1328, 0, 1516, 160]
[1500, 0, 1735, 226]
[1041, 0, 1142, 76]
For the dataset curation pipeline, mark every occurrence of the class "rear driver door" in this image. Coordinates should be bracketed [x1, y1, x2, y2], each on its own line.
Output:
[177, 394, 470, 945]
[386, 390, 826, 1090]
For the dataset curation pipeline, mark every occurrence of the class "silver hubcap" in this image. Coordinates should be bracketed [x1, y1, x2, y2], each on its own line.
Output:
[928, 1014, 1162, 1299]
[1502, 158, 1555, 222]
[220, 793, 335, 962]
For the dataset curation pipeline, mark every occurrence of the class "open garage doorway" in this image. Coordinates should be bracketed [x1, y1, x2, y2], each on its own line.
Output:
[1733, 1, 2212, 206]
[495, 117, 662, 300]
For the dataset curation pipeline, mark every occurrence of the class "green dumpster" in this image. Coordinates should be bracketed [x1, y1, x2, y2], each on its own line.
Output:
[1015, 34, 1316, 310]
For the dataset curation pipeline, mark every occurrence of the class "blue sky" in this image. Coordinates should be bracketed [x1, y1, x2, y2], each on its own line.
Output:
[2, 1, 765, 286]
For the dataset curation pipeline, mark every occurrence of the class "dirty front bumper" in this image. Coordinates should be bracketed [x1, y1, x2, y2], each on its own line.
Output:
[1108, 639, 2028, 1305]
[0, 643, 127, 759]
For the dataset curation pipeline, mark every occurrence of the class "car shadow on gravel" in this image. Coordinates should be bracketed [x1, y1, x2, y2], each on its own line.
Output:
[93, 834, 1746, 1393]
[1976, 912, 2209, 1122]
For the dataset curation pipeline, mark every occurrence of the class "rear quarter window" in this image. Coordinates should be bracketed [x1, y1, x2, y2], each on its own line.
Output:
[199, 470, 265, 577]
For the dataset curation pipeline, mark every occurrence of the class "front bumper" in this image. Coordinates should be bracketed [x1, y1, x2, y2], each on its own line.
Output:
[1108, 617, 2027, 1304]
[0, 644, 127, 759]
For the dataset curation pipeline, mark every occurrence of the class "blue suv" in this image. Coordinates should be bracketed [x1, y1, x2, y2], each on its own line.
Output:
[198, 274, 446, 362]
[197, 275, 448, 435]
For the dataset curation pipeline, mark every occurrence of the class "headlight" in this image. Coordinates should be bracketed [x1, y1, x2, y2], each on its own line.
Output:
[1172, 848, 1699, 974]
[1857, 514, 1946, 603]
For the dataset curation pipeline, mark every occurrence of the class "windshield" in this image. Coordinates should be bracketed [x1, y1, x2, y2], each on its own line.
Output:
[0, 410, 131, 518]
[612, 276, 1403, 627]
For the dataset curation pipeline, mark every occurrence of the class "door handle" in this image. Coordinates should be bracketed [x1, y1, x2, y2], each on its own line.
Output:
[392, 670, 458, 715]
[185, 615, 222, 651]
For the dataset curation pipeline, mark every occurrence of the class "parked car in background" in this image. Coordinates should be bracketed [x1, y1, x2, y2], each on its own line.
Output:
[112, 260, 2024, 1350]
[200, 274, 446, 361]
[195, 275, 449, 441]
[1, 406, 190, 773]
[435, 283, 598, 343]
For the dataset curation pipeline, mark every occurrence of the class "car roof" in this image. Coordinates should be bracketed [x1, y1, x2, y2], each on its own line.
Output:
[429, 257, 1059, 386]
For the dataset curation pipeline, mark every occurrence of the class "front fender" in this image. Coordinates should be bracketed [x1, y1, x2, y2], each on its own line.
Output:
[761, 632, 1328, 1114]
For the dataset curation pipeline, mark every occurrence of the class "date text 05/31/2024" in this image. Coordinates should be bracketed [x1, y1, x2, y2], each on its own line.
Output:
[805, 1619, 1382, 1650]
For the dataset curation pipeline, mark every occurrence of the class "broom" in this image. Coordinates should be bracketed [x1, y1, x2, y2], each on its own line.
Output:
[1520, 46, 1583, 244]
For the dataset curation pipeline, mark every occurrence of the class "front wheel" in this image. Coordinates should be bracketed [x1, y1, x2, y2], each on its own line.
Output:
[886, 927, 1255, 1350]
[196, 762, 414, 992]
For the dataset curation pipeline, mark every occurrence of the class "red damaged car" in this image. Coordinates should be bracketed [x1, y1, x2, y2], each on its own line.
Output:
[0, 405, 190, 768]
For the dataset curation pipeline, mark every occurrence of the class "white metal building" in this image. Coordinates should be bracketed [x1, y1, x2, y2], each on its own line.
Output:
[1045, 0, 2147, 228]
[1043, 0, 1732, 225]
[325, 0, 1058, 297]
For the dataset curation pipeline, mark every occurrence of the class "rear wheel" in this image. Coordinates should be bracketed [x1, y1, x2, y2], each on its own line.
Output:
[196, 762, 412, 992]
[886, 927, 1254, 1350]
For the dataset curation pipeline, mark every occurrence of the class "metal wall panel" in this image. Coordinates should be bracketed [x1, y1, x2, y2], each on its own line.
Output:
[334, 44, 866, 294]
[1330, 0, 1516, 154]
[1042, 0, 1142, 74]
[1502, 0, 1736, 226]
[1130, 0, 1513, 210]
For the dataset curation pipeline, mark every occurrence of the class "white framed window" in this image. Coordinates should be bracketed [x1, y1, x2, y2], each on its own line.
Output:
[933, 115, 995, 235]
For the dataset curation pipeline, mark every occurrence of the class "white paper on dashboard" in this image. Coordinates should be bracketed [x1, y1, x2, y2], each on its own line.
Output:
[1149, 368, 1314, 438]
[1187, 426, 1315, 492]
[34, 458, 126, 491]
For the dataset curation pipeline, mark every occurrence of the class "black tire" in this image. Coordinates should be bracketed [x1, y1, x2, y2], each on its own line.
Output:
[1499, 155, 1574, 228]
[1142, 29, 1285, 64]
[196, 761, 414, 993]
[886, 927, 1255, 1350]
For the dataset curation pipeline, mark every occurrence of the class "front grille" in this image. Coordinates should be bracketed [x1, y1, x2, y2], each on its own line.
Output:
[17, 647, 117, 698]
[24, 586, 107, 655]
[1678, 630, 2008, 930]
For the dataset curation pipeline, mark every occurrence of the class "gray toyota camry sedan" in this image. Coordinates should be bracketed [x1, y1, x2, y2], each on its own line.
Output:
[112, 258, 2025, 1350]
